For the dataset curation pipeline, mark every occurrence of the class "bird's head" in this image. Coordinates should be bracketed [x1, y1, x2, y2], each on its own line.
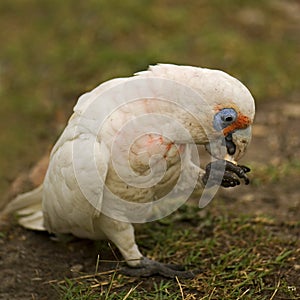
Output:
[136, 64, 255, 163]
[199, 68, 255, 162]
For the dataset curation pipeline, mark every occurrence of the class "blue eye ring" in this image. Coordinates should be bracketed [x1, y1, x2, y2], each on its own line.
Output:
[213, 108, 237, 131]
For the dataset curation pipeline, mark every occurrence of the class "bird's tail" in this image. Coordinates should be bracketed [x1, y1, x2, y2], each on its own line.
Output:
[2, 185, 45, 231]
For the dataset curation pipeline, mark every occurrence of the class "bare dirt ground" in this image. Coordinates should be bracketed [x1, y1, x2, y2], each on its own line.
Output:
[0, 100, 299, 299]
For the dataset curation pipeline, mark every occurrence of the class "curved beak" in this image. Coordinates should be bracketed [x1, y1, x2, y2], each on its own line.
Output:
[205, 126, 252, 163]
[226, 126, 252, 162]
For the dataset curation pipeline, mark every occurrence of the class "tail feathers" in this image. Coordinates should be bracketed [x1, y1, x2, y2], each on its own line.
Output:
[19, 211, 45, 231]
[2, 185, 46, 231]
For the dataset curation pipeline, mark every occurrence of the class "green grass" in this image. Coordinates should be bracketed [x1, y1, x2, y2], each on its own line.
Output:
[52, 204, 299, 299]
[251, 159, 300, 185]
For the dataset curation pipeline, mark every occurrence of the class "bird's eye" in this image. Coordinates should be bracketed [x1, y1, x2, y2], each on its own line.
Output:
[213, 108, 237, 131]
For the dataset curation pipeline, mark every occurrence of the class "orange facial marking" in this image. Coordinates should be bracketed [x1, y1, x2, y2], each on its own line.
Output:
[223, 113, 251, 136]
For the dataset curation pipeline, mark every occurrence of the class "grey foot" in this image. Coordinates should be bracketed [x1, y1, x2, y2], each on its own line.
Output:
[202, 160, 251, 188]
[120, 257, 195, 278]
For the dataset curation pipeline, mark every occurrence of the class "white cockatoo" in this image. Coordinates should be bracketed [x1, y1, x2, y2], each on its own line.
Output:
[3, 64, 255, 278]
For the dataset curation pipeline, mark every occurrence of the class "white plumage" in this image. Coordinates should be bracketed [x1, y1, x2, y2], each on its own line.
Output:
[3, 64, 255, 277]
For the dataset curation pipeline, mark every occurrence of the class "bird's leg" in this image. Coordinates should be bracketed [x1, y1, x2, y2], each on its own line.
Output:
[96, 215, 195, 278]
[95, 215, 143, 267]
[202, 160, 251, 188]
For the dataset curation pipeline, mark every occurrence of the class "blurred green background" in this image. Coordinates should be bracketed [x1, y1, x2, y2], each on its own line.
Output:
[0, 0, 299, 197]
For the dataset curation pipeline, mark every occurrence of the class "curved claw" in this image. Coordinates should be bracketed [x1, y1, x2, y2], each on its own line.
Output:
[120, 257, 195, 279]
[202, 160, 251, 188]
[240, 165, 251, 173]
[221, 161, 250, 185]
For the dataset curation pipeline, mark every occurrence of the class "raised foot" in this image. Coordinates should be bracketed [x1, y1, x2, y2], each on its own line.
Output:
[202, 160, 251, 188]
[120, 257, 195, 278]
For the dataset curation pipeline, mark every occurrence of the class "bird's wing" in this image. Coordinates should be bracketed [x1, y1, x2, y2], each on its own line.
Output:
[43, 123, 111, 237]
[42, 81, 120, 236]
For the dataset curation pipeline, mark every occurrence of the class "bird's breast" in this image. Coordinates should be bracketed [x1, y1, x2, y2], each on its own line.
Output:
[105, 133, 186, 204]
[128, 133, 185, 174]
